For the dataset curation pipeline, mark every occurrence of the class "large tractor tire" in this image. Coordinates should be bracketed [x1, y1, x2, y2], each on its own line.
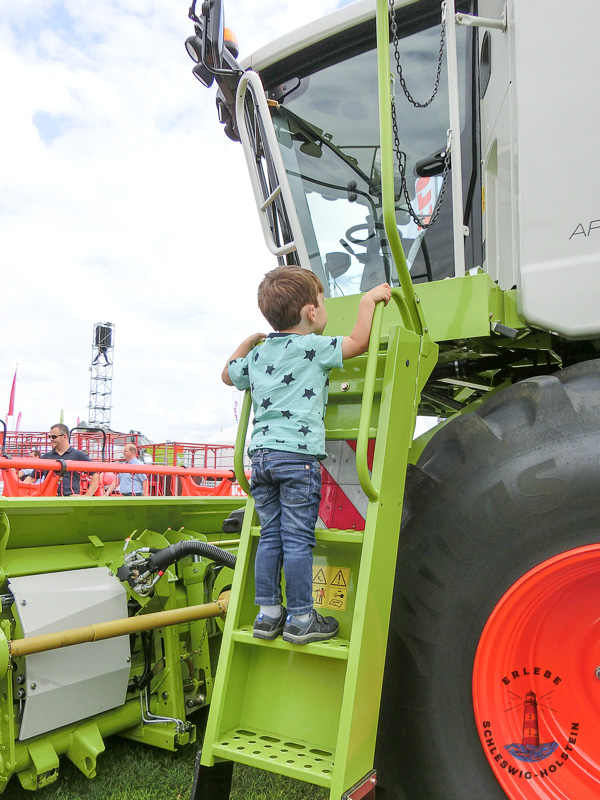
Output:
[375, 359, 600, 800]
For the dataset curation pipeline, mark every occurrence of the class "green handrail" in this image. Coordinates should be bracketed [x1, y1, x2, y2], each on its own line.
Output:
[235, 293, 403, 503]
[356, 293, 406, 501]
[234, 390, 252, 496]
[376, 0, 423, 336]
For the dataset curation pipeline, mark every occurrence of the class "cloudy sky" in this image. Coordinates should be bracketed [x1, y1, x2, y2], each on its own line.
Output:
[0, 0, 354, 443]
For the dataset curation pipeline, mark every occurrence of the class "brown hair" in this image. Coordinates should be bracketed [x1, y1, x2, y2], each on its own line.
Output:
[50, 423, 69, 437]
[257, 266, 323, 331]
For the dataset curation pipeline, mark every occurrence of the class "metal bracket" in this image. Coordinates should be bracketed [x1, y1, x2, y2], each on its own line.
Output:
[456, 7, 507, 31]
[342, 769, 377, 800]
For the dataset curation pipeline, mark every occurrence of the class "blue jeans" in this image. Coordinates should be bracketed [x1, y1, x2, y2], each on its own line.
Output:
[250, 449, 321, 616]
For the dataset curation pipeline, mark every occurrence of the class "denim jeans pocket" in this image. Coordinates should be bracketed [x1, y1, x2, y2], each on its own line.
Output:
[278, 461, 320, 505]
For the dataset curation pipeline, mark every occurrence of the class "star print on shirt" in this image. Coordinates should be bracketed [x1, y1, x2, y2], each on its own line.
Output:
[281, 410, 292, 418]
[261, 397, 272, 410]
[303, 388, 316, 400]
[297, 444, 308, 451]
[304, 349, 316, 361]
[242, 366, 249, 376]
[325, 377, 329, 387]
[254, 351, 260, 362]
[329, 338, 338, 348]
[266, 365, 275, 375]
[299, 425, 311, 436]
[285, 340, 292, 348]
[281, 373, 295, 385]
[261, 426, 270, 435]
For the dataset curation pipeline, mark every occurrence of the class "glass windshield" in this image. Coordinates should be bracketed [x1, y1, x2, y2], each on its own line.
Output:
[268, 16, 476, 297]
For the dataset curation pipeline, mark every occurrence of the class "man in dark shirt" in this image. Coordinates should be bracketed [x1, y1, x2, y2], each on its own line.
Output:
[40, 424, 100, 496]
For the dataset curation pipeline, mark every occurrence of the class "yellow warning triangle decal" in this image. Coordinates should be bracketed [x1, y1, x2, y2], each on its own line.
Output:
[313, 568, 327, 585]
[331, 570, 347, 587]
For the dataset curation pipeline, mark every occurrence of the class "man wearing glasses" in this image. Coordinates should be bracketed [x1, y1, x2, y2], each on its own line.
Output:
[40, 424, 100, 496]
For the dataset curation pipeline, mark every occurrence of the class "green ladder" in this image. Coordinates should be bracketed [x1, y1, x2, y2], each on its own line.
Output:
[198, 296, 437, 798]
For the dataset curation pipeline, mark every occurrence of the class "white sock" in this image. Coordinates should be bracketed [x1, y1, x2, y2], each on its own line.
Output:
[260, 604, 282, 618]
[292, 612, 311, 623]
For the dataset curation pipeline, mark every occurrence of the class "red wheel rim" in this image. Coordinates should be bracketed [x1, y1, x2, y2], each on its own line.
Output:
[473, 544, 600, 800]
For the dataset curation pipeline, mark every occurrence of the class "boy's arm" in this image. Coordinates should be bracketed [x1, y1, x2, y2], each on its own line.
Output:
[341, 283, 392, 360]
[222, 332, 268, 385]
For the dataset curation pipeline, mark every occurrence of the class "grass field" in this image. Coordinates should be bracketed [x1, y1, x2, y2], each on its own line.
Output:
[9, 728, 330, 800]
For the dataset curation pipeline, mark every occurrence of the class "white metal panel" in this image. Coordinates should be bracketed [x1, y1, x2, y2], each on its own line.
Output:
[244, 0, 420, 73]
[10, 567, 130, 741]
[513, 0, 600, 337]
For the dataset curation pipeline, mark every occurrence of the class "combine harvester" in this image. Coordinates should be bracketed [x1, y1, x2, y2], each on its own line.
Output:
[1, 0, 598, 798]
[182, 0, 600, 799]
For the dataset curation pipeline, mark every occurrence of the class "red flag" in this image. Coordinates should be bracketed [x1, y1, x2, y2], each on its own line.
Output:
[7, 367, 17, 417]
[15, 412, 22, 434]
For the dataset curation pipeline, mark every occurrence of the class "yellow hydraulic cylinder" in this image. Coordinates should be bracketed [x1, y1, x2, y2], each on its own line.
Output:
[2, 592, 230, 670]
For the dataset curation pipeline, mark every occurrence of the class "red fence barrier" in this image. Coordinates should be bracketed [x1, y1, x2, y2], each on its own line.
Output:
[0, 458, 248, 499]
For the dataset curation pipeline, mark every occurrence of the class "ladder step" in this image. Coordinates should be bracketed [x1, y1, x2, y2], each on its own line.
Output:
[231, 628, 350, 660]
[211, 725, 334, 788]
[250, 526, 364, 545]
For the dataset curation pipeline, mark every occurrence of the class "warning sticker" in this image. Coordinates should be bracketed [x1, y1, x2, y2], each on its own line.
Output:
[312, 565, 350, 611]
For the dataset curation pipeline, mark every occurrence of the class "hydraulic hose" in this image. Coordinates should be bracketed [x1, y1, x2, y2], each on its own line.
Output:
[147, 540, 237, 573]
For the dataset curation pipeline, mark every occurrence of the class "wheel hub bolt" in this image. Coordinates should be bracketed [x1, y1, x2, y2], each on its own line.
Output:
[595, 666, 600, 680]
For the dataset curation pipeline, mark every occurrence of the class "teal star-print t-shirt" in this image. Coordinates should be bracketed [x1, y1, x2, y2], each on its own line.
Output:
[227, 332, 343, 458]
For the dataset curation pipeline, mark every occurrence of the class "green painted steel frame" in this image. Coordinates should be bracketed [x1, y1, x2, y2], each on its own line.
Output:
[201, 320, 438, 797]
[0, 496, 241, 793]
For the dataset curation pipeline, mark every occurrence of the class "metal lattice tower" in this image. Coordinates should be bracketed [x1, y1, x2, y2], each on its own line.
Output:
[88, 322, 115, 427]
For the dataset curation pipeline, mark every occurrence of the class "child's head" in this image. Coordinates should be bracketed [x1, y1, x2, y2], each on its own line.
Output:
[258, 265, 324, 331]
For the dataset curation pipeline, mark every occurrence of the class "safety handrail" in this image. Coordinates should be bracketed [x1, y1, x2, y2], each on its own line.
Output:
[234, 391, 252, 496]
[355, 293, 406, 502]
[376, 0, 424, 335]
[235, 70, 311, 268]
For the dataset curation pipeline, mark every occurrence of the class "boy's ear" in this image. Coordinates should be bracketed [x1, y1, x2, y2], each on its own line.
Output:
[300, 303, 316, 323]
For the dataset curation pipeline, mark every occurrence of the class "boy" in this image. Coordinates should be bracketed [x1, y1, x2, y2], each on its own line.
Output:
[223, 265, 391, 644]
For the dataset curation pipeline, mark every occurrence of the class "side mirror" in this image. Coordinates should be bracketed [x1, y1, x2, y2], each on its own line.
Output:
[203, 0, 225, 69]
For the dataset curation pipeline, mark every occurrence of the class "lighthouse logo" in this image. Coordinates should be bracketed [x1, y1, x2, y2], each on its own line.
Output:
[504, 690, 559, 762]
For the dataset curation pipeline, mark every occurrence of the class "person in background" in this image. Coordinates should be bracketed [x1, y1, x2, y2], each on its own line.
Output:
[105, 444, 148, 496]
[32, 424, 100, 496]
[19, 449, 40, 480]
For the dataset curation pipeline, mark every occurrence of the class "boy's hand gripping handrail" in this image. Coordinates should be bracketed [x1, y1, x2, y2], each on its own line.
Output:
[356, 293, 405, 502]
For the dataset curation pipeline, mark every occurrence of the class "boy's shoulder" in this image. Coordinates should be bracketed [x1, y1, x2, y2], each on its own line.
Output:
[263, 332, 340, 356]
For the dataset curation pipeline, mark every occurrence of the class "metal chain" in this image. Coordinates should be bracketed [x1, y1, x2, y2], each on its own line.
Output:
[388, 0, 450, 230]
[194, 622, 208, 657]
[389, 0, 446, 108]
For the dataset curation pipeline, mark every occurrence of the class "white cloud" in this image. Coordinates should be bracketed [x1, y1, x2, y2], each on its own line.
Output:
[0, 0, 341, 442]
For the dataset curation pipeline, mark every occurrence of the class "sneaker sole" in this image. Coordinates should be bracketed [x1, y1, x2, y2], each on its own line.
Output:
[253, 627, 285, 640]
[282, 628, 339, 645]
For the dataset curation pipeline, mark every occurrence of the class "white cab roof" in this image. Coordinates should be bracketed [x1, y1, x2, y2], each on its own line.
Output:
[243, 0, 418, 73]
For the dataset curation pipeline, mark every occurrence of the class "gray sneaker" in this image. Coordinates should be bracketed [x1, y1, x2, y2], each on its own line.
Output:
[282, 609, 339, 645]
[253, 607, 287, 640]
